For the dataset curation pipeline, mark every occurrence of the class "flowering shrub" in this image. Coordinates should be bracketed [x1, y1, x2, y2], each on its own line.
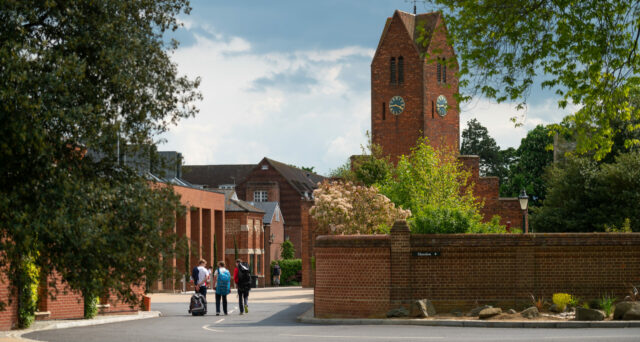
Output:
[552, 293, 572, 311]
[310, 180, 411, 235]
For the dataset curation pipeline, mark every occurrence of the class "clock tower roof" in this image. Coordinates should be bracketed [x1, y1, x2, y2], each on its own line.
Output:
[374, 10, 441, 62]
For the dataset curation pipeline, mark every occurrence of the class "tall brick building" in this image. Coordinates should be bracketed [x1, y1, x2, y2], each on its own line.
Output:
[371, 10, 522, 226]
[371, 10, 459, 161]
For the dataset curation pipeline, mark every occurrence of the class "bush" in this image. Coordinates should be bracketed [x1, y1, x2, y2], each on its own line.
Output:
[84, 293, 99, 319]
[272, 259, 301, 286]
[17, 255, 39, 329]
[598, 294, 616, 317]
[552, 293, 572, 311]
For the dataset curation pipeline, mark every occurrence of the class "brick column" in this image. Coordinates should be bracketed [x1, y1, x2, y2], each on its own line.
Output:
[390, 220, 411, 306]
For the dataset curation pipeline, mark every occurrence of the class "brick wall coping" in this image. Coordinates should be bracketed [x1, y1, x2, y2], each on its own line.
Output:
[315, 234, 390, 248]
[498, 197, 518, 200]
[411, 233, 640, 247]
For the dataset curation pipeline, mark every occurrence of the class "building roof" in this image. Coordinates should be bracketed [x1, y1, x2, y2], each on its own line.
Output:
[248, 201, 283, 224]
[375, 10, 441, 60]
[262, 158, 325, 198]
[217, 189, 265, 213]
[181, 164, 256, 189]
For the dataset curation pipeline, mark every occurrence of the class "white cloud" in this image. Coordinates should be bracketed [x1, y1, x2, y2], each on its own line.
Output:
[159, 26, 371, 174]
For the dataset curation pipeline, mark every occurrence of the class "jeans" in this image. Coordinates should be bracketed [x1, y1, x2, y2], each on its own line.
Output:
[238, 290, 249, 313]
[215, 294, 227, 314]
[198, 286, 208, 312]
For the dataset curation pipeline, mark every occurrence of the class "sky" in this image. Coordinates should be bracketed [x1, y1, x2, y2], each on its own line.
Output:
[159, 0, 578, 175]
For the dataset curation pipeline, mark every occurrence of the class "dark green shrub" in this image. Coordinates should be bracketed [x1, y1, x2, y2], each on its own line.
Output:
[280, 240, 295, 260]
[84, 293, 99, 319]
[272, 259, 301, 286]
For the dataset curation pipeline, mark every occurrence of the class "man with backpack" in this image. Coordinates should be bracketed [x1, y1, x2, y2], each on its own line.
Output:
[189, 259, 209, 315]
[234, 258, 251, 315]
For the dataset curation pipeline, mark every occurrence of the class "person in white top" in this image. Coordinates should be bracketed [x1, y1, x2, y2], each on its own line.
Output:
[195, 259, 210, 298]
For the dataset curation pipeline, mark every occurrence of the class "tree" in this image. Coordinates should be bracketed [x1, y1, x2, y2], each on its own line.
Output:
[0, 0, 199, 325]
[280, 240, 296, 260]
[500, 125, 554, 206]
[330, 131, 393, 186]
[310, 180, 411, 235]
[531, 152, 640, 232]
[379, 138, 507, 234]
[460, 118, 505, 178]
[426, 0, 640, 160]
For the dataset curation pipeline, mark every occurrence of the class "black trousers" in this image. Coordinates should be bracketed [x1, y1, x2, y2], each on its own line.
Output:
[215, 294, 227, 314]
[238, 290, 249, 313]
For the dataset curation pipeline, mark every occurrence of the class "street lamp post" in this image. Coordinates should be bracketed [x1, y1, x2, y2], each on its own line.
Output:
[518, 189, 529, 234]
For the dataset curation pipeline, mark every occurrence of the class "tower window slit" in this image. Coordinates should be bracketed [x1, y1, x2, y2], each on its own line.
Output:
[390, 57, 397, 84]
[382, 102, 386, 120]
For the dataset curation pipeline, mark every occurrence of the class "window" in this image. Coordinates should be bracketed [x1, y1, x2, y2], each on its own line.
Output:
[437, 61, 441, 83]
[219, 184, 234, 190]
[397, 56, 404, 84]
[382, 102, 386, 120]
[253, 191, 268, 202]
[390, 57, 396, 84]
[261, 164, 268, 170]
[431, 101, 434, 119]
[275, 209, 279, 222]
[257, 254, 261, 275]
[250, 254, 255, 274]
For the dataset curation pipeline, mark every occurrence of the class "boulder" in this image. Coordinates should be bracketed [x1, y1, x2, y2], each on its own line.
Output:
[614, 302, 640, 320]
[468, 305, 492, 317]
[549, 304, 565, 313]
[507, 309, 517, 314]
[575, 307, 605, 321]
[623, 307, 640, 320]
[478, 307, 502, 319]
[520, 306, 540, 319]
[410, 299, 436, 318]
[386, 307, 409, 318]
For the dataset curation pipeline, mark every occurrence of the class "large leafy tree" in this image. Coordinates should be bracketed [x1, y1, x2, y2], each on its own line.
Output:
[531, 152, 640, 232]
[428, 0, 640, 160]
[0, 0, 199, 325]
[460, 118, 505, 179]
[500, 125, 554, 205]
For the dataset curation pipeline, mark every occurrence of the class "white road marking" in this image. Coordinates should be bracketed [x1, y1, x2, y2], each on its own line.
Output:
[202, 324, 222, 332]
[215, 318, 225, 324]
[279, 334, 444, 340]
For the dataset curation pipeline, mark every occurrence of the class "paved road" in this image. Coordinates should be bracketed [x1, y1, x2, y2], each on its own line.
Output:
[24, 288, 640, 342]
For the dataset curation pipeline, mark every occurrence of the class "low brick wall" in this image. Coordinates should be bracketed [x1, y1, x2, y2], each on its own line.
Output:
[0, 272, 18, 330]
[314, 221, 640, 318]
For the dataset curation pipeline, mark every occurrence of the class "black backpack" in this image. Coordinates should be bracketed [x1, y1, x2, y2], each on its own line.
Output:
[273, 265, 281, 276]
[188, 293, 207, 316]
[191, 266, 200, 285]
[238, 262, 251, 291]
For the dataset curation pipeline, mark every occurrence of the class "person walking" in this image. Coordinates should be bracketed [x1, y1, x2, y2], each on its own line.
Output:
[233, 258, 251, 315]
[213, 261, 230, 316]
[272, 261, 281, 287]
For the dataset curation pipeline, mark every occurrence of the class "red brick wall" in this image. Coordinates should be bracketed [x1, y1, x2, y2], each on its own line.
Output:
[40, 272, 85, 320]
[314, 223, 640, 318]
[314, 236, 391, 318]
[0, 270, 17, 330]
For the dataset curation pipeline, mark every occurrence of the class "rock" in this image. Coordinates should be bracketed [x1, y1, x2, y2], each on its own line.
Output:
[507, 309, 517, 314]
[623, 307, 640, 320]
[468, 305, 492, 317]
[549, 304, 562, 313]
[520, 306, 540, 319]
[410, 299, 437, 318]
[614, 302, 640, 320]
[575, 307, 606, 321]
[478, 307, 502, 319]
[386, 307, 409, 318]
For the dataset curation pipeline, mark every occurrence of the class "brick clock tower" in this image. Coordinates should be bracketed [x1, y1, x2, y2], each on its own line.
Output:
[371, 10, 459, 162]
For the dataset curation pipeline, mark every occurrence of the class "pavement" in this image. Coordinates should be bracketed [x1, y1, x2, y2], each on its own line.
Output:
[298, 306, 640, 328]
[1, 286, 312, 342]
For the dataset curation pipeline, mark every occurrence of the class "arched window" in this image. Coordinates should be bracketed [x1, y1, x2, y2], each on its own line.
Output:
[398, 56, 404, 84]
[390, 57, 397, 84]
[382, 102, 386, 120]
[443, 58, 447, 84]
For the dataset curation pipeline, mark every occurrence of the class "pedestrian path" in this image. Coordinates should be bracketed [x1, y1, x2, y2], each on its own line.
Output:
[149, 286, 313, 304]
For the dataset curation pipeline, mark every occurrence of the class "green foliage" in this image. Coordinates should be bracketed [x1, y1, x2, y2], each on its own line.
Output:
[552, 293, 572, 312]
[426, 0, 640, 159]
[0, 0, 198, 310]
[83, 293, 99, 319]
[16, 255, 39, 329]
[568, 295, 581, 308]
[531, 152, 640, 232]
[331, 132, 393, 186]
[271, 259, 301, 286]
[379, 138, 506, 234]
[598, 294, 616, 317]
[461, 118, 504, 178]
[500, 125, 554, 206]
[280, 240, 295, 260]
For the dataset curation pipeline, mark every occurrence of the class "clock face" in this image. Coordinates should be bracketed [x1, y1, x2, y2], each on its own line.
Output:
[389, 96, 405, 115]
[436, 95, 448, 116]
